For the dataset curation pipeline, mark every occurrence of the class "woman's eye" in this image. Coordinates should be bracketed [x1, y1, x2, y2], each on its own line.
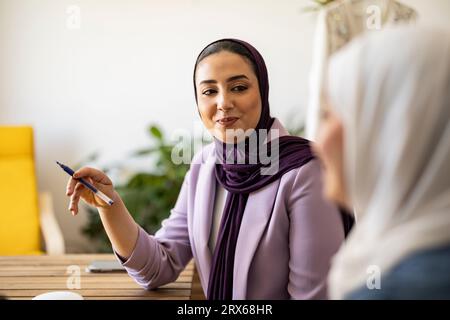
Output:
[202, 89, 217, 96]
[232, 85, 248, 92]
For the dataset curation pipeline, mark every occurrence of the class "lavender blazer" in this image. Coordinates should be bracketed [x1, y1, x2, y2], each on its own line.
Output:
[116, 119, 345, 299]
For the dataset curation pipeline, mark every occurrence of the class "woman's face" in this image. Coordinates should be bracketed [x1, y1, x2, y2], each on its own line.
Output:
[313, 104, 351, 209]
[195, 51, 262, 143]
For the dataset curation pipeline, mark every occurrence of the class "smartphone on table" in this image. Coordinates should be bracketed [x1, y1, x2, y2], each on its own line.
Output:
[86, 260, 126, 273]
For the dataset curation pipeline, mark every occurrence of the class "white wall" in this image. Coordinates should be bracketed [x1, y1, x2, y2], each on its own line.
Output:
[1, 0, 449, 252]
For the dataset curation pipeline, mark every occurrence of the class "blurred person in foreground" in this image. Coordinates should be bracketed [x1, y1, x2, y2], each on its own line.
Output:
[314, 26, 450, 299]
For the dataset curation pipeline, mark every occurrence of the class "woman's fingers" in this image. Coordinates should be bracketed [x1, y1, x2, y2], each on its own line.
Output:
[66, 176, 78, 196]
[65, 167, 113, 215]
[69, 182, 85, 215]
[73, 167, 112, 185]
[67, 168, 106, 196]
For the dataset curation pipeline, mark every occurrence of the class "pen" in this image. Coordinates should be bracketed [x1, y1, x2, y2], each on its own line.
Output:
[56, 161, 114, 206]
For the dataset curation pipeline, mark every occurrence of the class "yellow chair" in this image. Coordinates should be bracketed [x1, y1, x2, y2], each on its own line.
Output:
[0, 126, 65, 255]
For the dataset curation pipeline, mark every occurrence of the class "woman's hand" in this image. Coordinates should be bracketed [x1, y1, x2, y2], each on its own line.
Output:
[66, 167, 116, 215]
[65, 166, 138, 258]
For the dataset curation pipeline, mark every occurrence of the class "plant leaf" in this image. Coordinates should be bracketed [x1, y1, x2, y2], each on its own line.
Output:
[132, 147, 158, 156]
[149, 125, 163, 140]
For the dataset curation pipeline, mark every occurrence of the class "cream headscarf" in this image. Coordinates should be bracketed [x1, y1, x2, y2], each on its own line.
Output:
[326, 26, 450, 299]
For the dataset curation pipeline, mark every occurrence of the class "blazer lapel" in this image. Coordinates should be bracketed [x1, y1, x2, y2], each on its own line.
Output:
[193, 118, 289, 298]
[192, 147, 216, 292]
[232, 178, 281, 299]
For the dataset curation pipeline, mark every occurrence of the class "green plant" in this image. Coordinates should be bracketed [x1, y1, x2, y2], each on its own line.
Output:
[80, 124, 189, 252]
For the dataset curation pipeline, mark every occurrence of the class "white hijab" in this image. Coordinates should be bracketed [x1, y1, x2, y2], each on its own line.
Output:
[326, 26, 450, 299]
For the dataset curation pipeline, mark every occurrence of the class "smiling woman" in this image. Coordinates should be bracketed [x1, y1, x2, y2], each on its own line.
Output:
[194, 42, 262, 144]
[65, 39, 347, 300]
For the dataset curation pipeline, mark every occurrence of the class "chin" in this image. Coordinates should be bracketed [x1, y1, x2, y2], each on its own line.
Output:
[214, 128, 247, 144]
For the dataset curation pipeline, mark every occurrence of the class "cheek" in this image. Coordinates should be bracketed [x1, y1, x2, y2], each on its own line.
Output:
[316, 119, 343, 166]
[238, 92, 261, 127]
[197, 101, 216, 127]
[314, 119, 345, 199]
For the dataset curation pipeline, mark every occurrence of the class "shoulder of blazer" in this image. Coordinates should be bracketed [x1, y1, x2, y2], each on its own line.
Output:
[276, 159, 322, 206]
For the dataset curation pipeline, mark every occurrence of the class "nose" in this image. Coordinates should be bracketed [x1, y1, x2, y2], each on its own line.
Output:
[216, 91, 234, 112]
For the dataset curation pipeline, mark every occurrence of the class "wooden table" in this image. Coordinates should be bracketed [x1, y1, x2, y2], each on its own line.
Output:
[0, 254, 202, 300]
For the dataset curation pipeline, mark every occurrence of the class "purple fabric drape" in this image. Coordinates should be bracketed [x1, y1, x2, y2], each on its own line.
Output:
[193, 39, 314, 300]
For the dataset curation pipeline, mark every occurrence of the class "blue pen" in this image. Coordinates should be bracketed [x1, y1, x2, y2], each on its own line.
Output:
[56, 161, 114, 206]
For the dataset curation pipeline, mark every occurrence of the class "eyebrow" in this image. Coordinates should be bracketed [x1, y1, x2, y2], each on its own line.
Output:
[199, 74, 249, 86]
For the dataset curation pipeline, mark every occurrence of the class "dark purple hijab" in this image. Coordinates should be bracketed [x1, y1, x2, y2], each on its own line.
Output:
[193, 39, 314, 300]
